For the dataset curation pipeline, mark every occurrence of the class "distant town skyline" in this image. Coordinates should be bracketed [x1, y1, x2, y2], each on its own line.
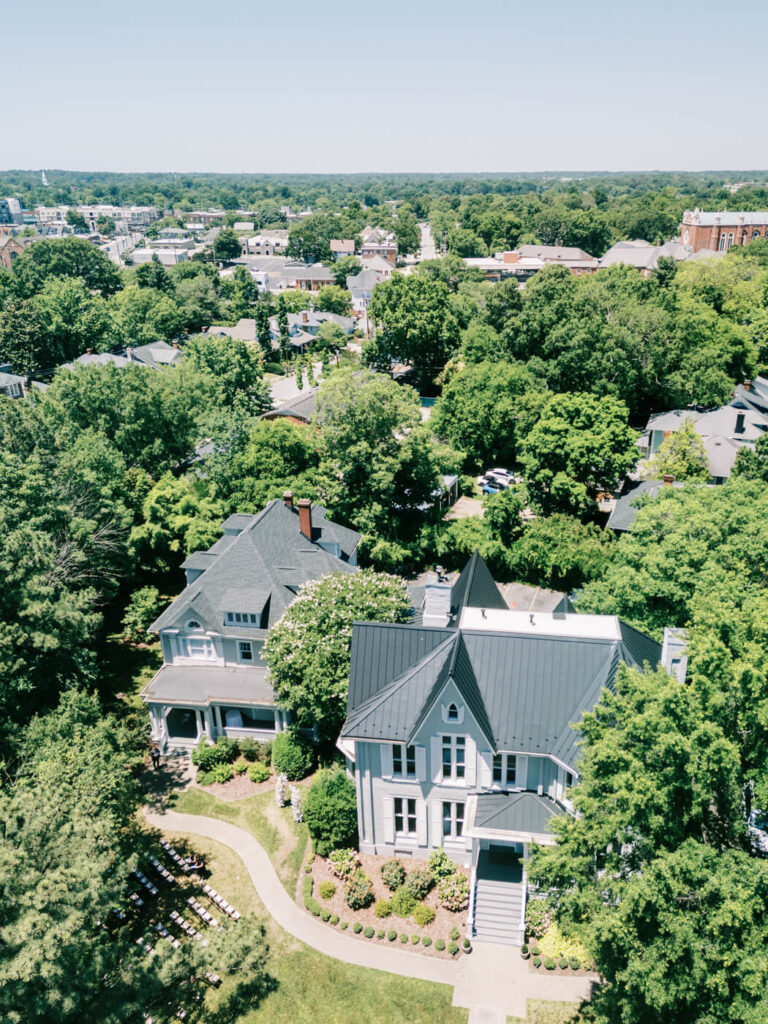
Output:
[5, 0, 768, 174]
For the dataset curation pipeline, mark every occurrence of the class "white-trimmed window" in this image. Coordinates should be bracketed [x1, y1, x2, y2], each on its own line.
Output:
[393, 743, 416, 778]
[394, 797, 417, 836]
[226, 612, 259, 626]
[492, 753, 517, 788]
[187, 619, 202, 629]
[442, 735, 466, 782]
[441, 701, 464, 724]
[442, 801, 465, 839]
[183, 636, 215, 660]
[238, 641, 253, 662]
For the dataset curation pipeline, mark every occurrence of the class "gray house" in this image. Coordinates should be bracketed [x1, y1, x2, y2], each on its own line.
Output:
[142, 494, 360, 750]
[340, 553, 661, 944]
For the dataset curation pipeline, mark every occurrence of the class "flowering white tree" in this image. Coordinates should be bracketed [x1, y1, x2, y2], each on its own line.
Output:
[290, 785, 303, 823]
[262, 570, 410, 739]
[275, 773, 287, 808]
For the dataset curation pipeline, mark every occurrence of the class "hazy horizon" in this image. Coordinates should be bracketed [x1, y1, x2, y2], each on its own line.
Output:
[6, 0, 768, 173]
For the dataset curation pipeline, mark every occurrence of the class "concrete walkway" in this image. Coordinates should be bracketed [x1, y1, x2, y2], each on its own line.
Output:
[144, 808, 594, 1019]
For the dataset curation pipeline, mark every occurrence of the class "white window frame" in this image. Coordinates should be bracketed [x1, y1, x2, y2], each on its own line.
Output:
[392, 743, 417, 779]
[183, 635, 215, 661]
[492, 752, 517, 789]
[441, 734, 466, 783]
[394, 797, 417, 837]
[238, 640, 253, 662]
[442, 800, 465, 840]
[441, 701, 464, 724]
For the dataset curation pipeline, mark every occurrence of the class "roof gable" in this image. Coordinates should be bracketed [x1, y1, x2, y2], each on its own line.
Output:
[452, 550, 507, 612]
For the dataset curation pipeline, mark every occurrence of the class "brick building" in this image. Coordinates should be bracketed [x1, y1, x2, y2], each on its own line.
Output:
[680, 209, 768, 252]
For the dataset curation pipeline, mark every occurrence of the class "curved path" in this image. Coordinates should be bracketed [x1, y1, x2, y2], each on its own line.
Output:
[144, 808, 594, 1021]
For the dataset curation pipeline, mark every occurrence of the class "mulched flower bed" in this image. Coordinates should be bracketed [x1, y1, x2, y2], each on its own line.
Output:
[306, 850, 469, 958]
[195, 771, 274, 801]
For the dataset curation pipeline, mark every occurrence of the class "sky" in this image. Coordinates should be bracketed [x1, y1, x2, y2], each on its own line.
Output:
[3, 0, 768, 174]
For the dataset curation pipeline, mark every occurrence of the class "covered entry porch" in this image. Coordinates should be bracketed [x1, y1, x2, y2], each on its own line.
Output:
[466, 791, 562, 945]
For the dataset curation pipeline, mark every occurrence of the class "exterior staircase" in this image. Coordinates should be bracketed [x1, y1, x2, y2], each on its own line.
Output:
[472, 878, 525, 945]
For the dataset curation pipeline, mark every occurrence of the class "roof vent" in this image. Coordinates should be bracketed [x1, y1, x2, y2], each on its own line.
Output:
[529, 613, 535, 626]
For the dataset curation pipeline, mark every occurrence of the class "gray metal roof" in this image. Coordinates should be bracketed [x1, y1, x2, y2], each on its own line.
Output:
[262, 388, 317, 423]
[141, 663, 275, 705]
[473, 792, 562, 836]
[343, 614, 660, 770]
[151, 499, 360, 634]
[452, 550, 508, 612]
[689, 210, 768, 227]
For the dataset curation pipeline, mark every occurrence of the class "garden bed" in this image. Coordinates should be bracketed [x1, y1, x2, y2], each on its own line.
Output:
[194, 770, 275, 802]
[304, 849, 470, 958]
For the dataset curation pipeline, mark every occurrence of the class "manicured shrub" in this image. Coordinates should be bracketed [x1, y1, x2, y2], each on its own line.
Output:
[248, 761, 270, 783]
[448, 942, 459, 956]
[258, 739, 273, 764]
[264, 361, 285, 375]
[191, 738, 231, 771]
[422, 935, 432, 947]
[374, 899, 393, 918]
[434, 938, 446, 951]
[364, 926, 375, 938]
[304, 765, 357, 855]
[330, 914, 339, 925]
[381, 858, 407, 891]
[413, 904, 435, 927]
[326, 848, 360, 880]
[521, 943, 529, 956]
[533, 955, 542, 967]
[340, 921, 348, 930]
[389, 886, 417, 918]
[530, 944, 540, 957]
[525, 898, 550, 940]
[344, 871, 374, 910]
[320, 908, 330, 922]
[559, 957, 569, 970]
[239, 737, 260, 762]
[544, 957, 556, 971]
[233, 758, 249, 775]
[569, 956, 581, 971]
[318, 881, 336, 900]
[352, 922, 363, 934]
[304, 863, 313, 874]
[197, 762, 234, 785]
[411, 934, 420, 945]
[305, 897, 322, 916]
[271, 729, 314, 781]
[302, 875, 313, 901]
[399, 933, 408, 944]
[122, 586, 163, 643]
[387, 929, 397, 941]
[427, 849, 457, 879]
[437, 873, 470, 912]
[450, 927, 460, 941]
[403, 868, 434, 900]
[376, 929, 385, 939]
[463, 938, 470, 950]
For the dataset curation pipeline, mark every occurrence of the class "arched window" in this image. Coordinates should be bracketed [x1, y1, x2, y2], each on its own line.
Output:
[754, 230, 761, 239]
[447, 703, 459, 721]
[187, 619, 202, 630]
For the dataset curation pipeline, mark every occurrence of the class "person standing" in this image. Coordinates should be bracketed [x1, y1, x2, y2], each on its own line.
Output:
[150, 743, 161, 770]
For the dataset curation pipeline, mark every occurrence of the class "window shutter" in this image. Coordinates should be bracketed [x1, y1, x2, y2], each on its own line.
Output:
[415, 745, 427, 782]
[464, 735, 476, 787]
[430, 801, 443, 847]
[382, 796, 395, 844]
[478, 750, 493, 788]
[517, 755, 528, 791]
[380, 743, 393, 780]
[416, 801, 427, 845]
[430, 736, 442, 783]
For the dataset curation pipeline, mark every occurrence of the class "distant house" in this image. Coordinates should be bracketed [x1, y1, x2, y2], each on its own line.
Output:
[340, 551, 662, 944]
[128, 340, 184, 369]
[464, 245, 598, 282]
[680, 208, 768, 253]
[641, 387, 768, 483]
[142, 495, 360, 750]
[0, 365, 26, 398]
[347, 267, 379, 314]
[261, 388, 318, 426]
[330, 239, 355, 259]
[131, 247, 189, 266]
[291, 264, 335, 291]
[0, 234, 32, 270]
[606, 477, 687, 533]
[360, 226, 397, 265]
[599, 238, 724, 277]
[360, 254, 394, 281]
[245, 231, 289, 256]
[62, 351, 132, 371]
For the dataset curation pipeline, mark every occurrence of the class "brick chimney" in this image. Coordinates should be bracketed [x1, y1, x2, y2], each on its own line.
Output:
[172, 340, 179, 349]
[298, 498, 312, 540]
[744, 380, 751, 391]
[283, 490, 294, 508]
[663, 474, 674, 486]
[301, 310, 308, 323]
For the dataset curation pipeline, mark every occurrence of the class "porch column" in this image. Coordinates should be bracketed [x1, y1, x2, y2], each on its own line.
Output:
[213, 705, 223, 737]
[203, 706, 214, 738]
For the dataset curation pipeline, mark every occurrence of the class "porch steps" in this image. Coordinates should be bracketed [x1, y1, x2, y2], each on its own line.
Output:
[472, 879, 524, 945]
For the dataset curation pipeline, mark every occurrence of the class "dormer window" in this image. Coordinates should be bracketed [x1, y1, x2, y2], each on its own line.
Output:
[441, 701, 464, 724]
[226, 612, 259, 626]
[187, 620, 202, 630]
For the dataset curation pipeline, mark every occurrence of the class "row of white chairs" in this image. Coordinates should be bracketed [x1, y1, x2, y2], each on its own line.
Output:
[129, 892, 145, 908]
[149, 856, 176, 884]
[204, 971, 221, 987]
[155, 922, 181, 949]
[187, 895, 218, 928]
[136, 936, 155, 955]
[160, 840, 192, 873]
[170, 910, 208, 943]
[133, 871, 159, 896]
[202, 884, 240, 920]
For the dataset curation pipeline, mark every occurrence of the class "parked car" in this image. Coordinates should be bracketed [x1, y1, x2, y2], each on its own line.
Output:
[488, 467, 513, 480]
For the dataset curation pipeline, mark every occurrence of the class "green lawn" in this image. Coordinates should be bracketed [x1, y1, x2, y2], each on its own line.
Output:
[160, 830, 467, 1024]
[170, 786, 309, 897]
[508, 999, 583, 1024]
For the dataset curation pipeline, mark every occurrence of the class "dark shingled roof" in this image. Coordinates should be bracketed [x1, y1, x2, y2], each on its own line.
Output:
[473, 792, 562, 836]
[607, 479, 685, 532]
[152, 499, 361, 635]
[343, 612, 660, 770]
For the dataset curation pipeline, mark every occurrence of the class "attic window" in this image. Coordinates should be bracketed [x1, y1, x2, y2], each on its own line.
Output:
[447, 703, 459, 721]
[441, 702, 464, 724]
[187, 620, 202, 629]
[226, 612, 259, 626]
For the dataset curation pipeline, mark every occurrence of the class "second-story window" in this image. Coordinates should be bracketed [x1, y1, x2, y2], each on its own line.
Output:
[392, 744, 416, 778]
[394, 797, 417, 836]
[442, 801, 465, 839]
[238, 641, 253, 662]
[442, 735, 465, 782]
[492, 753, 517, 788]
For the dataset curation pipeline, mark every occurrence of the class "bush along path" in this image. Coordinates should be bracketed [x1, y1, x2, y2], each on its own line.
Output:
[143, 807, 595, 1020]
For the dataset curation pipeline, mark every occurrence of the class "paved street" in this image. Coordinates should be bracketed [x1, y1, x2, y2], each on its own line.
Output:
[418, 220, 437, 261]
